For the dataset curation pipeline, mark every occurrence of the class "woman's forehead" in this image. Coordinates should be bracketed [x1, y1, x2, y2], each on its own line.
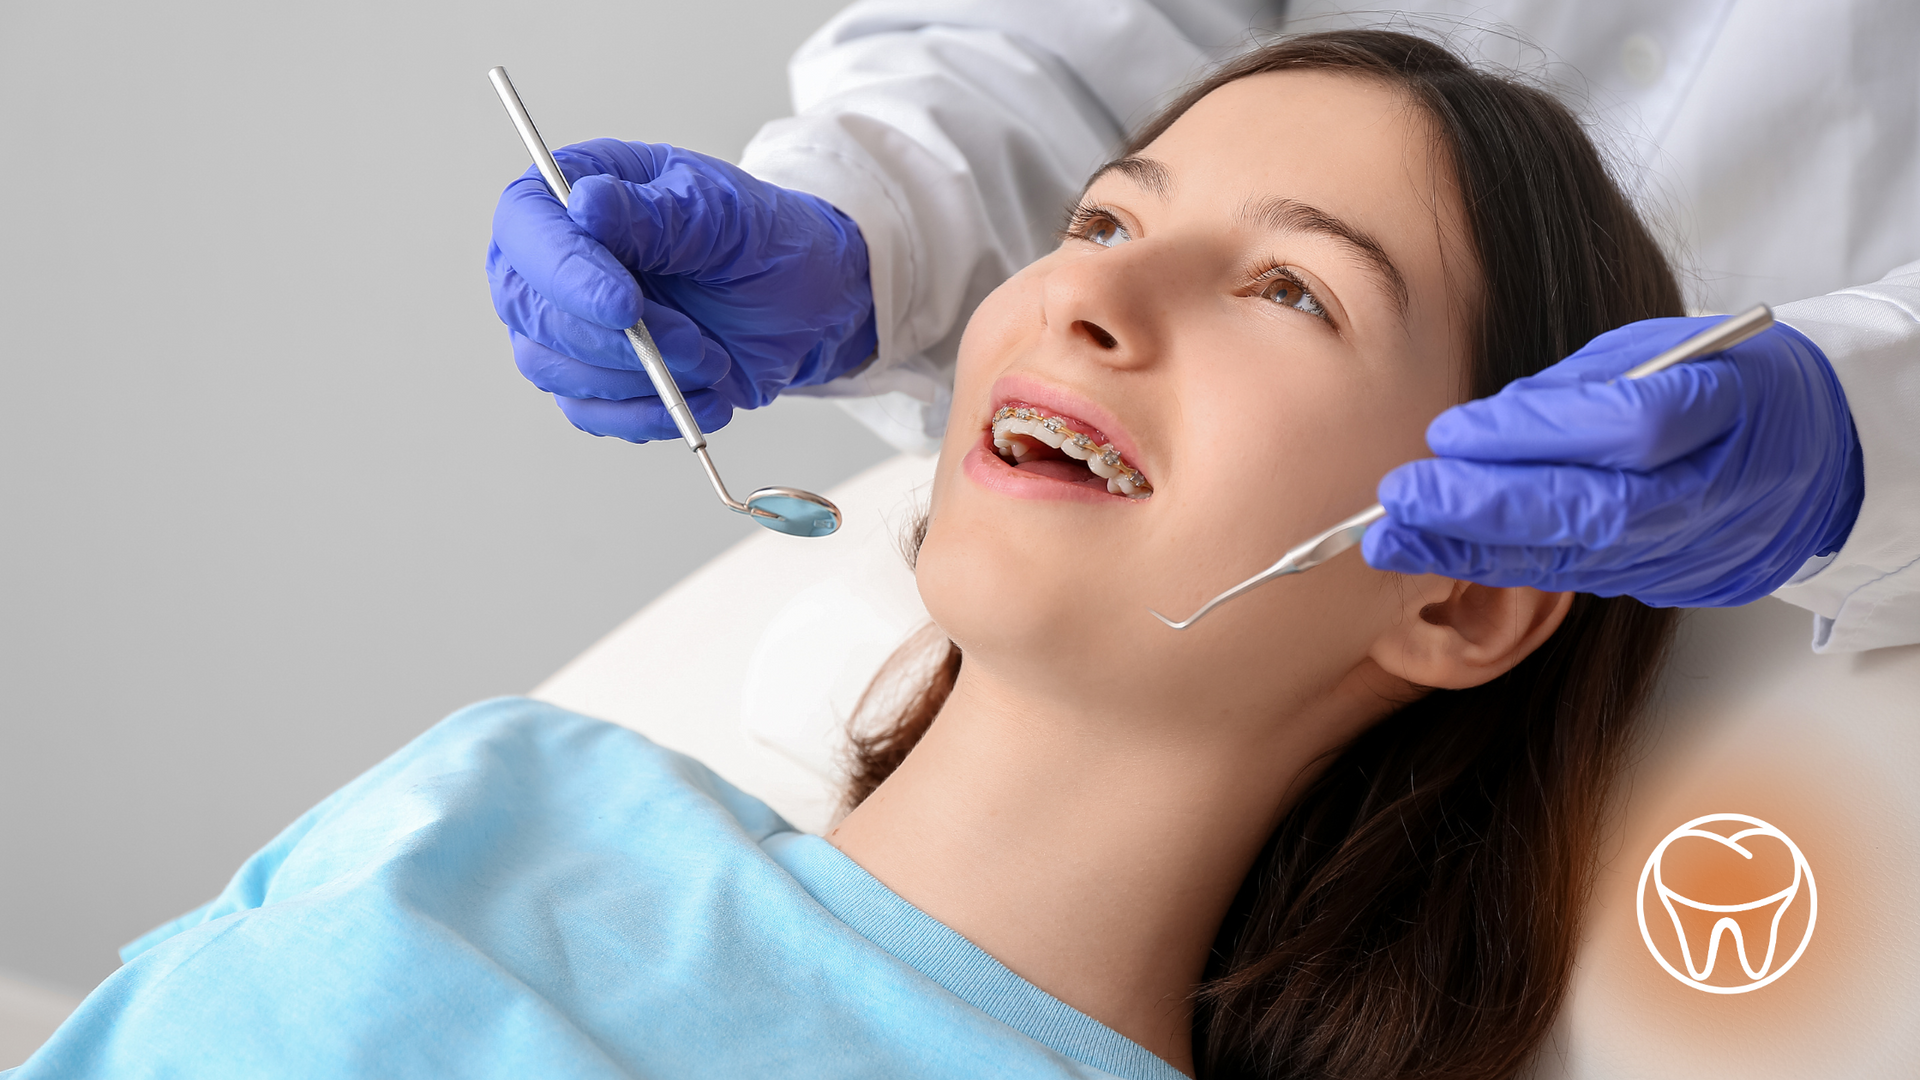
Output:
[1119, 69, 1466, 276]
[1138, 70, 1444, 198]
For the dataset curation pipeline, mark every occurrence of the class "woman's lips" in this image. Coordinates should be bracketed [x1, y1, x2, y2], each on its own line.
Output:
[987, 404, 1152, 496]
[966, 374, 1153, 505]
[997, 400, 1119, 452]
[962, 434, 1141, 505]
[986, 374, 1148, 473]
[1012, 458, 1105, 486]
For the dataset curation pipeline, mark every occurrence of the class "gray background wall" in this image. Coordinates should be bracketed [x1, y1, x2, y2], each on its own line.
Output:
[0, 0, 889, 998]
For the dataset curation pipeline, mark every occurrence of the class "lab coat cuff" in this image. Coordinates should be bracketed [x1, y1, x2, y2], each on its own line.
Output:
[1769, 262, 1920, 652]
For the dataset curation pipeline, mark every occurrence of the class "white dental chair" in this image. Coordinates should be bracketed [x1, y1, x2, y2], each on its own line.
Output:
[533, 454, 1920, 1080]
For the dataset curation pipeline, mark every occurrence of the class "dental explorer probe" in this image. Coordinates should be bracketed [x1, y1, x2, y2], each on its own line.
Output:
[1151, 304, 1777, 630]
[487, 67, 843, 538]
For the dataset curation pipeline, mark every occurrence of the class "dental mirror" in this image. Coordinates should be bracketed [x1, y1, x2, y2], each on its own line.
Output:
[489, 66, 843, 539]
[1152, 304, 1776, 630]
[743, 488, 842, 537]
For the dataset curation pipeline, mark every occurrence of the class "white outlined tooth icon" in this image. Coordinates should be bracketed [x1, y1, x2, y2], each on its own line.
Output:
[1637, 813, 1817, 994]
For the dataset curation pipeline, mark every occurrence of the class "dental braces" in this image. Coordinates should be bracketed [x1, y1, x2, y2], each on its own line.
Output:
[990, 405, 1153, 498]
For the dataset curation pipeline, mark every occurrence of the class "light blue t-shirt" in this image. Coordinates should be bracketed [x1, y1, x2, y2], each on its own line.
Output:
[10, 698, 1184, 1080]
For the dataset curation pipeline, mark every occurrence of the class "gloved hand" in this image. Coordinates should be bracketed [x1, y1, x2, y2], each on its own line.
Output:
[1364, 317, 1864, 608]
[487, 139, 878, 442]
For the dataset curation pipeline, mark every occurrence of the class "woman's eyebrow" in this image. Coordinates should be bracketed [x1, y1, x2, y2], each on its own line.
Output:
[1239, 195, 1410, 316]
[1082, 155, 1176, 199]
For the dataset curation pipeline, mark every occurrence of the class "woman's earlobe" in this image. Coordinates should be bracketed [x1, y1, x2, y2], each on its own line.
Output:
[1373, 580, 1574, 690]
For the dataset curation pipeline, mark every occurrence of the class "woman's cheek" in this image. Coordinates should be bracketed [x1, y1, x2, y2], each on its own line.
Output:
[961, 263, 1052, 358]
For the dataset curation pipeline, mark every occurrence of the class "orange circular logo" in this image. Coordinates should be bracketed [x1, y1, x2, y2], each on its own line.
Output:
[1636, 813, 1816, 994]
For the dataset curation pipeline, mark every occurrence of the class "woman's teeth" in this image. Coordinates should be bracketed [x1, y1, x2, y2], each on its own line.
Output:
[989, 405, 1152, 498]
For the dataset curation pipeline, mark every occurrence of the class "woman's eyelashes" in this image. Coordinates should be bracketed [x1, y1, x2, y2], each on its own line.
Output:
[1061, 206, 1333, 325]
[1062, 205, 1131, 248]
[1252, 264, 1330, 322]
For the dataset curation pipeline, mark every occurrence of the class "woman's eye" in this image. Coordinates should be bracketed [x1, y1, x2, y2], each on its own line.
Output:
[1066, 208, 1131, 248]
[1258, 269, 1328, 321]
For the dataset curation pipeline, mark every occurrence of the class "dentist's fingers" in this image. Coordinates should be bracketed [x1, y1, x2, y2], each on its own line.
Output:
[1363, 523, 1606, 592]
[511, 333, 660, 400]
[1427, 358, 1743, 471]
[491, 170, 642, 330]
[490, 259, 733, 389]
[1361, 520, 1779, 607]
[1376, 456, 1718, 549]
[489, 250, 635, 369]
[566, 150, 771, 281]
[552, 387, 737, 444]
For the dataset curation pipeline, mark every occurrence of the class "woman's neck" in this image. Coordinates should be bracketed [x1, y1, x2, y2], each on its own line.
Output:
[827, 660, 1373, 1075]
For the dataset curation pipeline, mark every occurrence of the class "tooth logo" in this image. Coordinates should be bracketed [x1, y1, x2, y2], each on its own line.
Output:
[1636, 813, 1816, 994]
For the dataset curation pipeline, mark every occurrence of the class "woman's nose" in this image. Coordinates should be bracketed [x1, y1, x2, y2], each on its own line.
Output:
[1040, 245, 1165, 369]
[1074, 319, 1120, 350]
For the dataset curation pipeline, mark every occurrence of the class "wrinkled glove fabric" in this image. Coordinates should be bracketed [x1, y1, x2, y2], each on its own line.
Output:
[488, 139, 878, 442]
[1365, 317, 1865, 608]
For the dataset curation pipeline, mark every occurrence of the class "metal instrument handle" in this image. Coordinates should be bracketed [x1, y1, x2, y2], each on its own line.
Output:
[1619, 304, 1773, 380]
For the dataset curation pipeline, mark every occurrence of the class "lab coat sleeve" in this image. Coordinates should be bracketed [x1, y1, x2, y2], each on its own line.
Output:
[1772, 260, 1920, 652]
[738, 0, 1269, 451]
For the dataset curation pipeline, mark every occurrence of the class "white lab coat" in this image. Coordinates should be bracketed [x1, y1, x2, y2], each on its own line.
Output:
[739, 0, 1920, 653]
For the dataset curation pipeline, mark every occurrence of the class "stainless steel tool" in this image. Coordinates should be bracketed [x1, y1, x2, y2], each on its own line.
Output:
[488, 66, 842, 538]
[1150, 304, 1776, 629]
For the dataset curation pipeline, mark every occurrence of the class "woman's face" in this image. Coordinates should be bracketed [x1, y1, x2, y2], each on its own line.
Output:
[917, 70, 1481, 729]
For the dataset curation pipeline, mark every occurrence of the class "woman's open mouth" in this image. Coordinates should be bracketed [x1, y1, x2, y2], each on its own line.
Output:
[985, 403, 1152, 498]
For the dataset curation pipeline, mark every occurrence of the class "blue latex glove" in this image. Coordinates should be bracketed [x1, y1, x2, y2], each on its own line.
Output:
[487, 139, 878, 442]
[1364, 318, 1864, 607]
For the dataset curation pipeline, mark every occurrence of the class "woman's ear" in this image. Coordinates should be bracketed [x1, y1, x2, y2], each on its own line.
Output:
[1369, 578, 1574, 690]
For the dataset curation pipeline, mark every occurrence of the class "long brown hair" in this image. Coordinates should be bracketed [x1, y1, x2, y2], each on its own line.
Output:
[846, 30, 1682, 1080]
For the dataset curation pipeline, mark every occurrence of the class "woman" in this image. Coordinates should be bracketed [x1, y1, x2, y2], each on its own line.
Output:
[17, 31, 1681, 1080]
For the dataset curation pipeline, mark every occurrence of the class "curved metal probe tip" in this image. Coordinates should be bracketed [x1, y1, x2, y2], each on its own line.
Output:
[1150, 304, 1775, 630]
[1151, 505, 1387, 630]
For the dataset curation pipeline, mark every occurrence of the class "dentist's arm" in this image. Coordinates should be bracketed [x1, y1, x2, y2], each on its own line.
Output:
[1766, 265, 1920, 651]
